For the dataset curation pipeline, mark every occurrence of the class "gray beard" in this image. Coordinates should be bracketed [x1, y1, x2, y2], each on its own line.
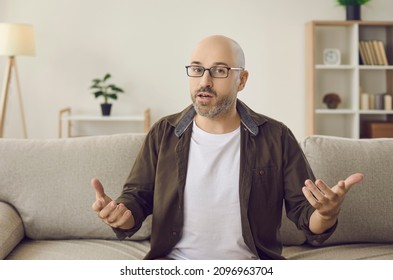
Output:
[192, 94, 236, 119]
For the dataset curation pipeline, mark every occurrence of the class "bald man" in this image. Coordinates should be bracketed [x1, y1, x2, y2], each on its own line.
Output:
[92, 35, 363, 260]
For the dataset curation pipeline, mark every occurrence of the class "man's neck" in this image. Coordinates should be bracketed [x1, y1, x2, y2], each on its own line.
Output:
[194, 108, 240, 134]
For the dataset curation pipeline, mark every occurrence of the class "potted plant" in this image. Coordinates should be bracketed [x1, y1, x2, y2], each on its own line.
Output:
[323, 93, 342, 109]
[336, 0, 371, 21]
[90, 73, 124, 116]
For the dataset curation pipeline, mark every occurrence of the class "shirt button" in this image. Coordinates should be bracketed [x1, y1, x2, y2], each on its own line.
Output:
[259, 170, 265, 175]
[172, 231, 177, 236]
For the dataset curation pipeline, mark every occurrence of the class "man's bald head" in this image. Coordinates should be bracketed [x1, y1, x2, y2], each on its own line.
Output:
[190, 35, 245, 68]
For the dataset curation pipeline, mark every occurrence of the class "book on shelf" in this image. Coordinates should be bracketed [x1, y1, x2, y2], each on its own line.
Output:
[368, 41, 378, 65]
[359, 40, 389, 66]
[372, 40, 384, 65]
[359, 41, 369, 65]
[377, 40, 389, 65]
[364, 41, 375, 65]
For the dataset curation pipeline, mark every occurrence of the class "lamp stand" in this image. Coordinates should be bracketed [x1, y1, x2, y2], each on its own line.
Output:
[0, 56, 28, 138]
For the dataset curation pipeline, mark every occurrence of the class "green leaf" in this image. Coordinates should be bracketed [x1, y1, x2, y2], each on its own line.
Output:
[93, 91, 104, 98]
[103, 73, 111, 81]
[107, 94, 118, 100]
[108, 85, 124, 92]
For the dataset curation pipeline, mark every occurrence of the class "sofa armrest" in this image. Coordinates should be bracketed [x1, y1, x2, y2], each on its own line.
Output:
[0, 202, 25, 259]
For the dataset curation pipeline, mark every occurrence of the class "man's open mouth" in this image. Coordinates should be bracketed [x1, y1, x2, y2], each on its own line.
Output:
[197, 92, 214, 98]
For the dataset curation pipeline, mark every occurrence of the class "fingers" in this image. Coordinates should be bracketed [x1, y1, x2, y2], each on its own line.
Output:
[344, 173, 364, 191]
[91, 178, 106, 199]
[112, 205, 133, 229]
[302, 183, 320, 208]
[303, 173, 363, 213]
[98, 200, 118, 220]
[91, 178, 113, 212]
[303, 179, 328, 208]
[304, 179, 332, 199]
[92, 199, 103, 212]
[90, 178, 134, 230]
[305, 172, 364, 197]
[99, 202, 134, 229]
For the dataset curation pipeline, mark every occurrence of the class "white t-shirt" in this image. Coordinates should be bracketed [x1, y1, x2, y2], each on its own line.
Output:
[167, 121, 257, 260]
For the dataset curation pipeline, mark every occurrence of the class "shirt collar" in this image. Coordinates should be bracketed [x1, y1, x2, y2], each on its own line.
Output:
[171, 99, 267, 137]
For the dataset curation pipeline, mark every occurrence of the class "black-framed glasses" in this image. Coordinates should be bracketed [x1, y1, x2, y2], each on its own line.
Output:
[185, 65, 244, 78]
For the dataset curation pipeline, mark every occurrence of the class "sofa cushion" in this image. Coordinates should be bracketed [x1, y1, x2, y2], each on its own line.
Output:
[283, 243, 393, 260]
[6, 239, 150, 260]
[0, 133, 151, 241]
[0, 202, 24, 259]
[300, 135, 393, 245]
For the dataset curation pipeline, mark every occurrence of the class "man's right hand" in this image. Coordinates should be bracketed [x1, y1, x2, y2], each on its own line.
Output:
[91, 178, 135, 230]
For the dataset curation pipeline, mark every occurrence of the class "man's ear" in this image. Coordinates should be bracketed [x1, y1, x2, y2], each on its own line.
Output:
[237, 70, 249, 92]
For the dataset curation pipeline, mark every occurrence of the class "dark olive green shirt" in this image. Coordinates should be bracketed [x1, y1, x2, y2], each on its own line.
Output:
[115, 100, 335, 259]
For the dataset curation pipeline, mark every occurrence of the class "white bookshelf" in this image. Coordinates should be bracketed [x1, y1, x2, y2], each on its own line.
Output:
[306, 21, 393, 138]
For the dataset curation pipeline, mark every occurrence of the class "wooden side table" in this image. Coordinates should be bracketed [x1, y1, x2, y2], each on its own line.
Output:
[58, 107, 151, 138]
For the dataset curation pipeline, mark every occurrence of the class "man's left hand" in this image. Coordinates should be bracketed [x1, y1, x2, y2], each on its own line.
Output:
[303, 173, 364, 234]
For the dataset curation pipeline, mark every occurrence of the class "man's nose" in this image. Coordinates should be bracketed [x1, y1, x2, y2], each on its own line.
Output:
[199, 69, 213, 87]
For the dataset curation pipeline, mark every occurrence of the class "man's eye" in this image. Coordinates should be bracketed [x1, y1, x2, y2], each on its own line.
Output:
[213, 67, 226, 75]
[191, 67, 203, 74]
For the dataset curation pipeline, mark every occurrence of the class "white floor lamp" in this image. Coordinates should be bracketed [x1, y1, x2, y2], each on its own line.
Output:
[0, 23, 35, 138]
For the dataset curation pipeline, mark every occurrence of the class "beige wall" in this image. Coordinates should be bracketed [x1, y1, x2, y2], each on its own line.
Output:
[1, 0, 393, 139]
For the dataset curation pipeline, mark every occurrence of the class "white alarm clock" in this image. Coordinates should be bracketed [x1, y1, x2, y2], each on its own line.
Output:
[323, 49, 341, 65]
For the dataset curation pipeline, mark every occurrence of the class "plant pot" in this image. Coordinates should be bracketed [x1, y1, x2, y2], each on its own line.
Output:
[326, 102, 339, 109]
[346, 4, 361, 21]
[100, 103, 112, 116]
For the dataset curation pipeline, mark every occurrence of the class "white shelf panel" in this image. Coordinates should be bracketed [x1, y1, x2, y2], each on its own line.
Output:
[359, 65, 393, 70]
[315, 65, 356, 70]
[315, 109, 356, 114]
[62, 115, 145, 121]
[359, 110, 393, 115]
[317, 109, 393, 115]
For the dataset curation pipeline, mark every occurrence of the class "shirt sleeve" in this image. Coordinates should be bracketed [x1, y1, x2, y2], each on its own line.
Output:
[112, 124, 160, 239]
[282, 127, 337, 244]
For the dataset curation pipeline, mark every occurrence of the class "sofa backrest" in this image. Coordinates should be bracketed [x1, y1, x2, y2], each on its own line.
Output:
[0, 133, 150, 241]
[295, 135, 393, 246]
[1, 133, 392, 246]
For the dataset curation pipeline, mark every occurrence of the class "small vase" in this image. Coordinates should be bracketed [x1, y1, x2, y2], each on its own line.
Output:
[346, 4, 361, 21]
[100, 103, 112, 116]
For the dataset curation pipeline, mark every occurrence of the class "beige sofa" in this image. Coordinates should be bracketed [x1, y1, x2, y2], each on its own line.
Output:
[1, 133, 392, 260]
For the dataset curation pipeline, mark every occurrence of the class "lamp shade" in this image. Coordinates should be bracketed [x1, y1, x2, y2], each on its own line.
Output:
[0, 23, 36, 56]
